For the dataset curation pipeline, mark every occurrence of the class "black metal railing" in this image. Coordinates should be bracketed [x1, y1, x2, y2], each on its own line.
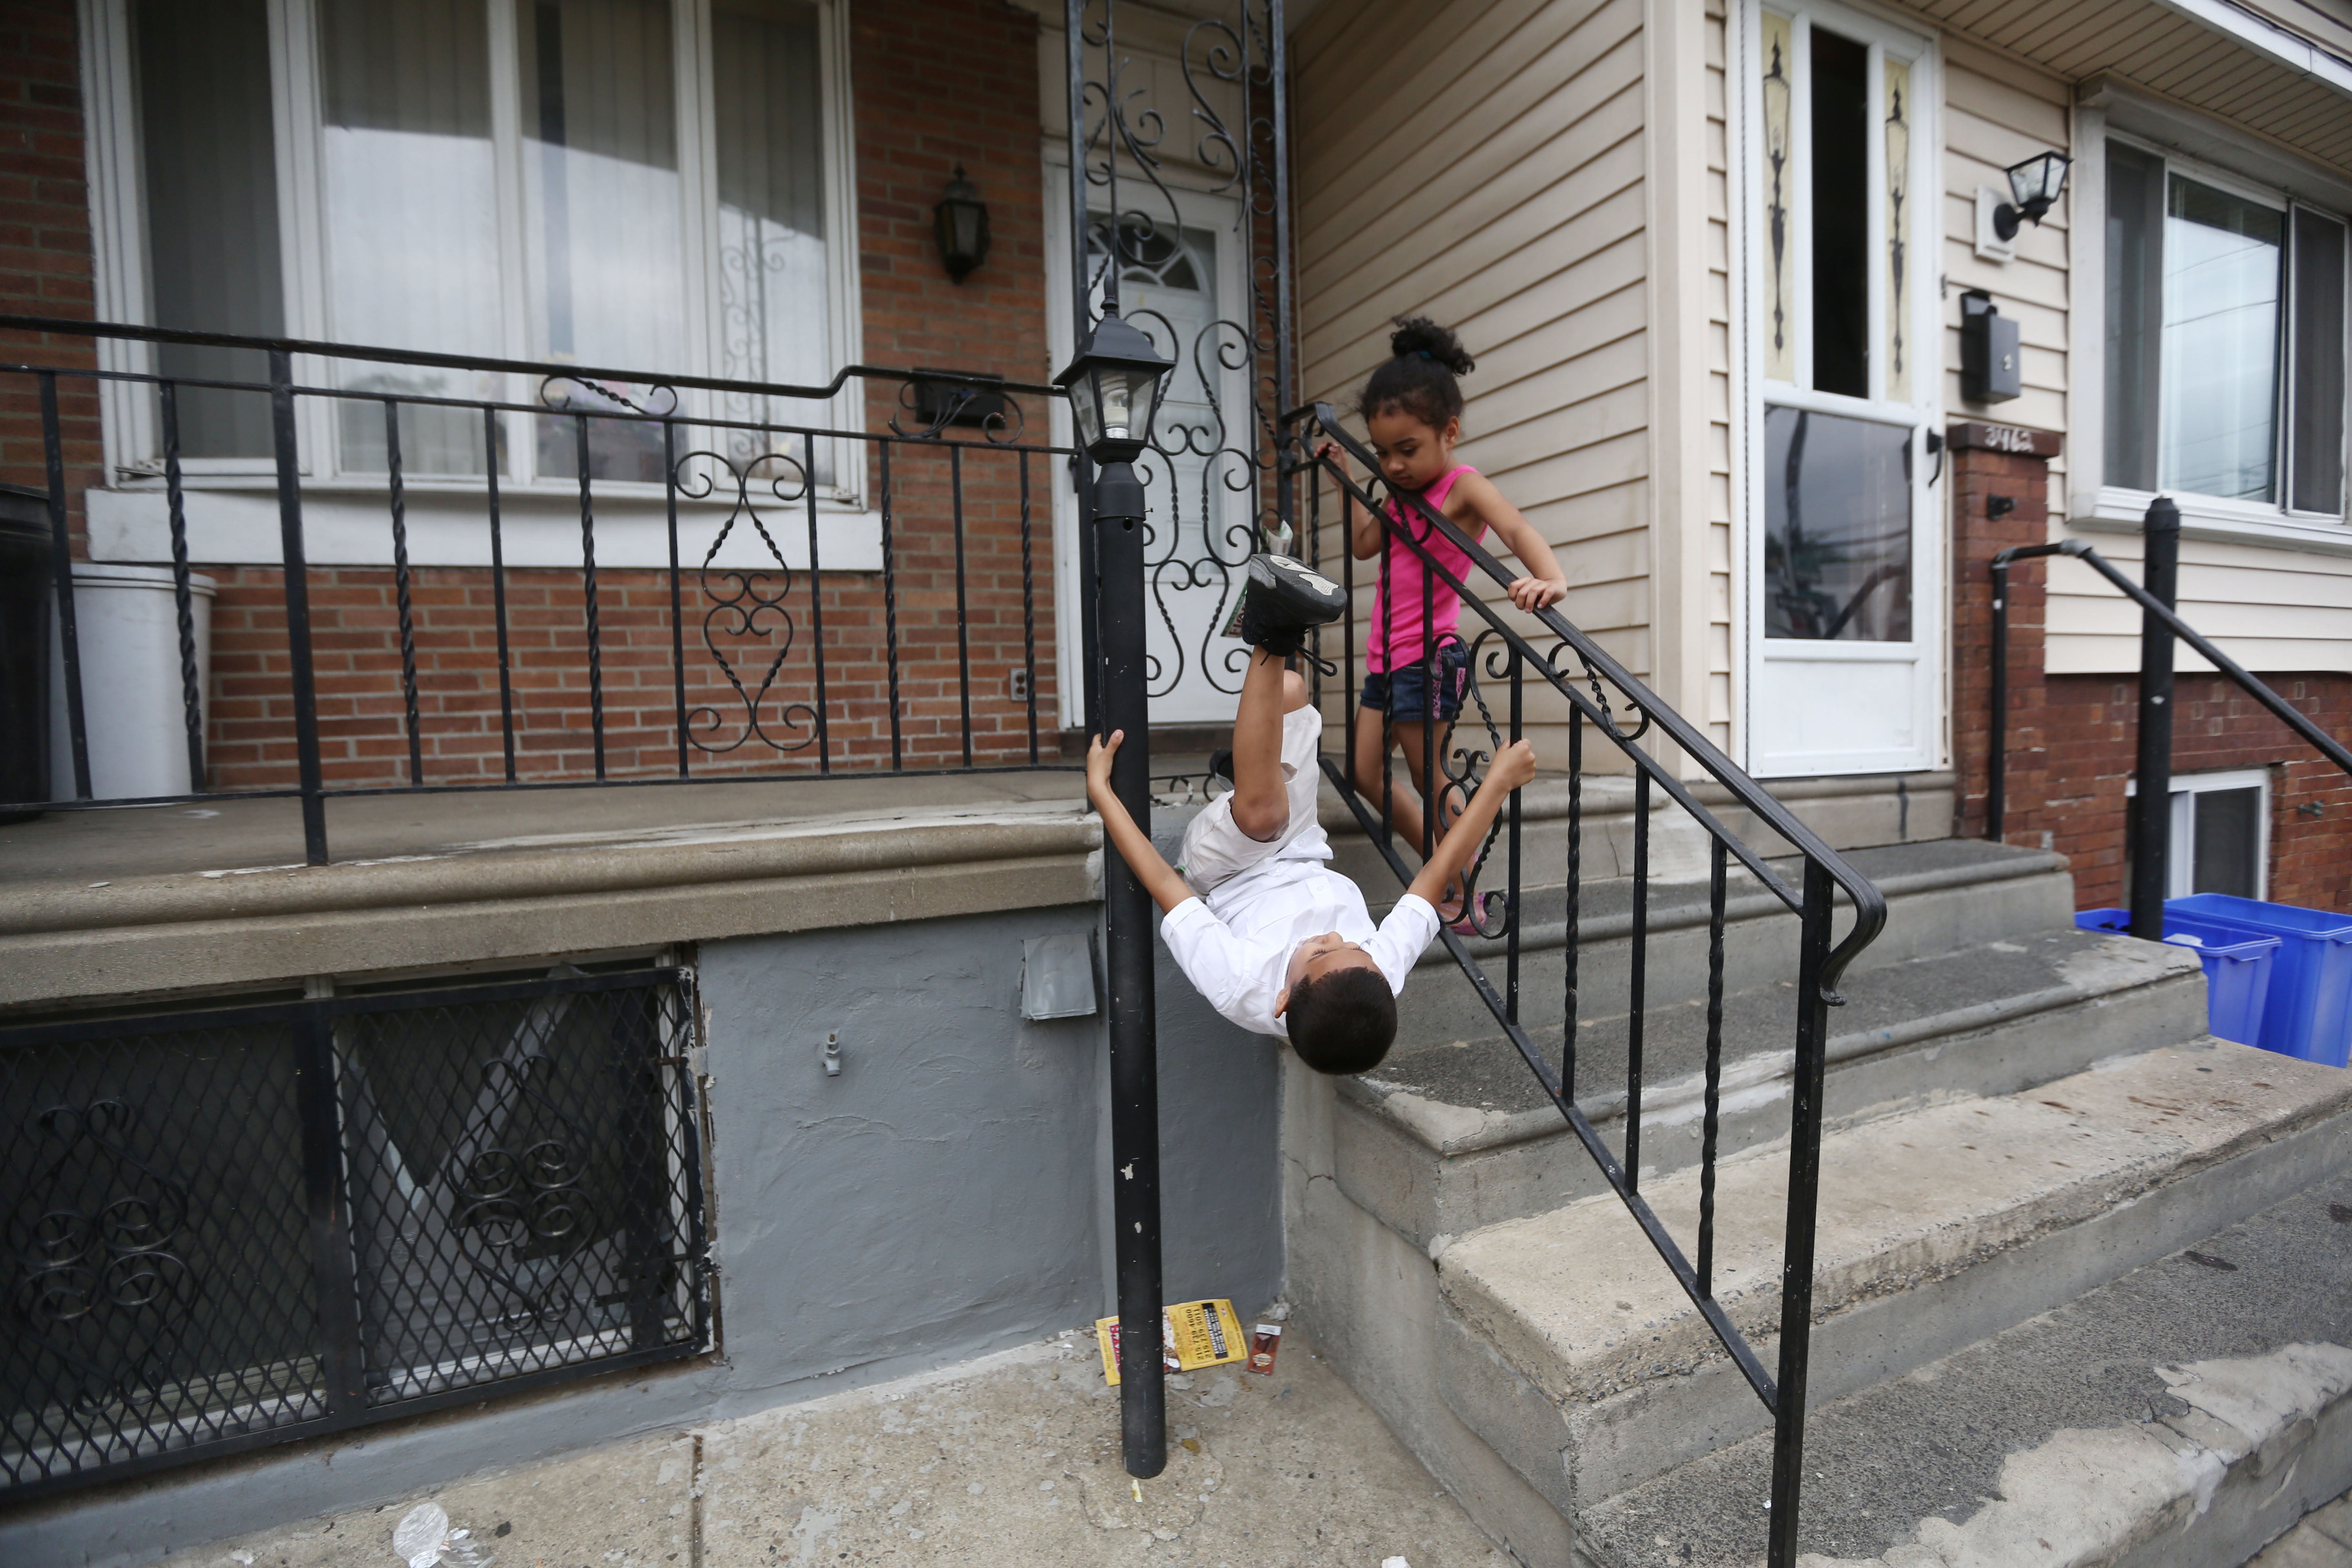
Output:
[0, 965, 706, 1499]
[1294, 405, 1886, 1568]
[2, 314, 1075, 864]
[1989, 494, 2352, 936]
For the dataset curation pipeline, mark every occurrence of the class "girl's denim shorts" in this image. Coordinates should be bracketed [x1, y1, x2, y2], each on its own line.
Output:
[1359, 639, 1470, 723]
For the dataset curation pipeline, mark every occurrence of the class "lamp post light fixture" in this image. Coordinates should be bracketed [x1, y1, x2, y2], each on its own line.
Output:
[1055, 309, 1174, 468]
[1993, 150, 2071, 241]
[933, 165, 992, 283]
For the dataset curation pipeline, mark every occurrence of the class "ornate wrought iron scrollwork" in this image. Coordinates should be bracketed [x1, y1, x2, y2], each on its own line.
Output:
[671, 448, 820, 757]
[441, 1052, 595, 1320]
[886, 376, 1029, 444]
[1073, 0, 1296, 711]
[10, 1099, 194, 1416]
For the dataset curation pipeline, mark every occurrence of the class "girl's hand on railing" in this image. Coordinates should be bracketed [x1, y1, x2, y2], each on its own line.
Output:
[1313, 439, 1345, 475]
[1486, 737, 1538, 794]
[1086, 729, 1123, 808]
[1506, 575, 1567, 612]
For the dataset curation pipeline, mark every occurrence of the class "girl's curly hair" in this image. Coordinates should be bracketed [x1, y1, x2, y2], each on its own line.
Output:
[1356, 317, 1476, 431]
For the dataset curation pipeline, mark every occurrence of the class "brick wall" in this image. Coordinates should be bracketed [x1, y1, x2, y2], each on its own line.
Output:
[0, 0, 99, 544]
[30, 0, 1062, 792]
[1951, 425, 2352, 914]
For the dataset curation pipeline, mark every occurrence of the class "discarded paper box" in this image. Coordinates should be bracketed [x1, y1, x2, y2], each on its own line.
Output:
[1095, 1298, 1247, 1386]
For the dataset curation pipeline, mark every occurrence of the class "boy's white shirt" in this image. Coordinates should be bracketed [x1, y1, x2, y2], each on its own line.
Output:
[1160, 706, 1441, 1039]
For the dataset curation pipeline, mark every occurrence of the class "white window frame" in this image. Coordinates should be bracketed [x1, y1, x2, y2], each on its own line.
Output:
[76, 0, 874, 570]
[2127, 766, 2272, 900]
[2069, 80, 2352, 556]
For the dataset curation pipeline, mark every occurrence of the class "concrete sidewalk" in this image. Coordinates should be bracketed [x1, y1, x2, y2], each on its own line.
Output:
[153, 1322, 1513, 1568]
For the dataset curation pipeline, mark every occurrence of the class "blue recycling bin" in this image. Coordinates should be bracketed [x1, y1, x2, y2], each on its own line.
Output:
[2164, 894, 2352, 1068]
[2076, 907, 2280, 1049]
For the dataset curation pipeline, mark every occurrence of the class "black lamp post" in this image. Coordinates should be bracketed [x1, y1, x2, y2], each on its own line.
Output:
[1058, 307, 1174, 1479]
[934, 165, 991, 283]
[1993, 150, 2071, 241]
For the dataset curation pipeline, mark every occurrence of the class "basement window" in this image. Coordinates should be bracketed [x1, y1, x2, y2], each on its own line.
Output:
[2127, 768, 2271, 900]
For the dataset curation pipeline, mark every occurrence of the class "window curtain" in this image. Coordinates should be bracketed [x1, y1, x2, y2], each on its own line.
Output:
[2104, 143, 2165, 493]
[2290, 209, 2348, 515]
[713, 0, 830, 479]
[135, 0, 283, 459]
[319, 0, 500, 475]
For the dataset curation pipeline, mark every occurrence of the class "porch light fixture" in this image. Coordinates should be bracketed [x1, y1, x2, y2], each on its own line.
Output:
[1054, 310, 1174, 466]
[1993, 151, 2071, 240]
[934, 165, 992, 283]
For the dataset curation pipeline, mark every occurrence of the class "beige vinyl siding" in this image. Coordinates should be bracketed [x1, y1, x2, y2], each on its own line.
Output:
[1294, 0, 1652, 741]
[1706, 0, 1732, 746]
[2047, 536, 2352, 676]
[1938, 35, 2073, 506]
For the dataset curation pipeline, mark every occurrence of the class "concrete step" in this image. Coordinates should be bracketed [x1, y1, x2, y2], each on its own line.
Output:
[1334, 926, 2207, 1252]
[1571, 1163, 2352, 1568]
[1430, 1038, 2352, 1549]
[1319, 772, 1958, 909]
[1390, 835, 2076, 1038]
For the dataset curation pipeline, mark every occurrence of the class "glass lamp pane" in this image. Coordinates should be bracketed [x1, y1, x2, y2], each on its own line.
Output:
[2161, 175, 2283, 501]
[1763, 405, 1913, 642]
[1069, 375, 1102, 449]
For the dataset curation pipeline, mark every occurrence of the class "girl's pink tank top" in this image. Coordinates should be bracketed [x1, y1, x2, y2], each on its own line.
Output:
[1368, 464, 1478, 674]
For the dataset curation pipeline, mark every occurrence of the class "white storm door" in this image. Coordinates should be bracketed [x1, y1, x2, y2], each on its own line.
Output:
[1742, 2, 1942, 776]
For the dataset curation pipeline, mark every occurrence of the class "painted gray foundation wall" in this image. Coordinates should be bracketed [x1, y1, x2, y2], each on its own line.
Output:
[1, 882, 1284, 1568]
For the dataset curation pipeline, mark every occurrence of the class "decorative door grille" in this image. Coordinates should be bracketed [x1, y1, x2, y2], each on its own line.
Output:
[0, 967, 708, 1499]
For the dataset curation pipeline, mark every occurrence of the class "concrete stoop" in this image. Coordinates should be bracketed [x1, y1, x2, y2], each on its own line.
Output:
[1283, 829, 2352, 1568]
[1574, 1169, 2352, 1568]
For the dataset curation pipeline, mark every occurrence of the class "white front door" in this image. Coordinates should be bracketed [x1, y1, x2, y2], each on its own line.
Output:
[1045, 180, 1256, 728]
[1740, 1, 1942, 776]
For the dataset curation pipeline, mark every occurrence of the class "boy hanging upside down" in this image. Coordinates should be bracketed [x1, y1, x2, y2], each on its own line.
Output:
[1085, 554, 1538, 1076]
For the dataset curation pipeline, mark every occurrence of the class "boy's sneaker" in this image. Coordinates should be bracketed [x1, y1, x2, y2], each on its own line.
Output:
[1232, 553, 1346, 657]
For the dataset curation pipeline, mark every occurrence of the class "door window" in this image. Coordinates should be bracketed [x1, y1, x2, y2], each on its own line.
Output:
[1763, 406, 1913, 641]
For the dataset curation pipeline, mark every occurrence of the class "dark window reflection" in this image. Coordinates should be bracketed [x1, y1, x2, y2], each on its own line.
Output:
[2192, 786, 2262, 898]
[1809, 27, 1870, 399]
[1764, 405, 1913, 641]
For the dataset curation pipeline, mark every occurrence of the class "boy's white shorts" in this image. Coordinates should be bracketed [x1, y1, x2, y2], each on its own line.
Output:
[1176, 704, 1326, 895]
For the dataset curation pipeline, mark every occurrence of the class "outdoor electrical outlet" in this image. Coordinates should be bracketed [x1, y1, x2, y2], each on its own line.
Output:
[1007, 668, 1031, 702]
[821, 1032, 842, 1076]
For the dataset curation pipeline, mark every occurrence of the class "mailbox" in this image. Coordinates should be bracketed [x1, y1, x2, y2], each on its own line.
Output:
[1960, 289, 2021, 403]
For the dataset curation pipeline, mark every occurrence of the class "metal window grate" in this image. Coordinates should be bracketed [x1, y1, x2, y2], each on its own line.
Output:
[0, 967, 708, 1499]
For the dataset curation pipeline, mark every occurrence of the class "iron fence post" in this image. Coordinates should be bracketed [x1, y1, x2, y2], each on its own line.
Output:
[1766, 857, 1837, 1566]
[269, 348, 330, 864]
[1094, 457, 1166, 1479]
[2130, 496, 2180, 940]
[292, 1005, 368, 1414]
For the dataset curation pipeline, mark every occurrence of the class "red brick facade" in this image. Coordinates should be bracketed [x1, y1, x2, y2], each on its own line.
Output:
[8, 0, 1062, 789]
[1953, 425, 2352, 915]
[0, 0, 99, 549]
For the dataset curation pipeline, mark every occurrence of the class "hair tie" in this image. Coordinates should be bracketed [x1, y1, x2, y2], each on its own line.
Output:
[1416, 349, 1434, 361]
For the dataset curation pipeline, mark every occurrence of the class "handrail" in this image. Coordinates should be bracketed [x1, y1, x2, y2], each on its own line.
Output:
[1301, 404, 1888, 992]
[0, 311, 1068, 405]
[1292, 401, 1886, 1563]
[1989, 537, 2352, 810]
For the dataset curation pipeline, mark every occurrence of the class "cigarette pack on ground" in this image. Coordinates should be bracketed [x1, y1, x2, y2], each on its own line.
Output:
[1094, 1298, 1248, 1386]
[1247, 1321, 1282, 1374]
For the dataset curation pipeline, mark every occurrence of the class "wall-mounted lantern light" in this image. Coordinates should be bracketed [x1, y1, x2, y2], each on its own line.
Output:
[933, 165, 992, 284]
[1054, 310, 1173, 467]
[1993, 151, 2071, 240]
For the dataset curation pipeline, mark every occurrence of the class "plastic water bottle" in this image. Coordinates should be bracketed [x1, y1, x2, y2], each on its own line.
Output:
[391, 1503, 493, 1568]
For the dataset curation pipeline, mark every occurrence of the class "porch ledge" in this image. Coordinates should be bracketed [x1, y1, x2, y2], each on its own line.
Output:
[0, 804, 1102, 1009]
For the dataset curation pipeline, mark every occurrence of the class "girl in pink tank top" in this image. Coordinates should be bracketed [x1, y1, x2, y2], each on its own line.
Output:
[1321, 319, 1568, 923]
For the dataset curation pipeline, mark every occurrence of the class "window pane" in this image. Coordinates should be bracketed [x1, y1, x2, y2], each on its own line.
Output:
[134, 0, 283, 459]
[522, 0, 685, 482]
[1808, 27, 1869, 399]
[713, 0, 830, 480]
[2163, 175, 2283, 502]
[2192, 786, 2262, 898]
[318, 0, 500, 476]
[2105, 143, 2165, 491]
[1764, 406, 1913, 641]
[2290, 208, 2348, 515]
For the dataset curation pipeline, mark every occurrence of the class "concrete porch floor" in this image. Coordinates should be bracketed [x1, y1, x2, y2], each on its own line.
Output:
[142, 1321, 1514, 1568]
